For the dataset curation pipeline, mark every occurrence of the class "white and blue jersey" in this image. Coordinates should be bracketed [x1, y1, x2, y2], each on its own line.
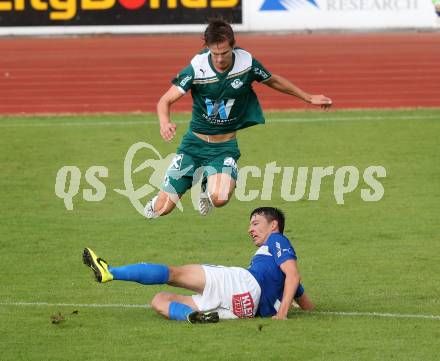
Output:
[247, 232, 302, 317]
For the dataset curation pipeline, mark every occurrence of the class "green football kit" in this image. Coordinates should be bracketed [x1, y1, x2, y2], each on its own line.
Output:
[162, 48, 272, 195]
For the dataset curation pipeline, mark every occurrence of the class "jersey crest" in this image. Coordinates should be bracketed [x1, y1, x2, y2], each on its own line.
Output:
[231, 79, 244, 89]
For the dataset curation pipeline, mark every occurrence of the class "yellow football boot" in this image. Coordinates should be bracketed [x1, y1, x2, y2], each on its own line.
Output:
[82, 248, 113, 283]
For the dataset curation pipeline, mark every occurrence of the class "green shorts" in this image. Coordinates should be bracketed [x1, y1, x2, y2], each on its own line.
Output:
[161, 131, 241, 195]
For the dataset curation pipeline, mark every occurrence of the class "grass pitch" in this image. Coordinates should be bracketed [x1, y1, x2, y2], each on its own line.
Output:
[0, 109, 439, 360]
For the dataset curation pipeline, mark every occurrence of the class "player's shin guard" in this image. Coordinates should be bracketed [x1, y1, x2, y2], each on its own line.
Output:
[168, 302, 193, 321]
[108, 263, 169, 285]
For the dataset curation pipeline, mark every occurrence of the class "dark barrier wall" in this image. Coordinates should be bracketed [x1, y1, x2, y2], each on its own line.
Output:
[0, 0, 241, 26]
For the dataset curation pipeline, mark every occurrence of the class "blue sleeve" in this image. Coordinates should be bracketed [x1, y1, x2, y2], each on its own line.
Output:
[267, 233, 297, 266]
[295, 283, 304, 298]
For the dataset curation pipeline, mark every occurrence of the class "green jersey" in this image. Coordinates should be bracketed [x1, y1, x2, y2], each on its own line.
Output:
[172, 48, 272, 135]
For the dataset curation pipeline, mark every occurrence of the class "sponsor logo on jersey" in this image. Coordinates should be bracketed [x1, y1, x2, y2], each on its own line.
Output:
[232, 292, 255, 318]
[180, 75, 192, 87]
[205, 98, 235, 120]
[260, 0, 319, 11]
[230, 78, 244, 89]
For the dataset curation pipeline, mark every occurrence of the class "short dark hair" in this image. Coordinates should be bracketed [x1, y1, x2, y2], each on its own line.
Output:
[203, 18, 235, 47]
[250, 207, 285, 234]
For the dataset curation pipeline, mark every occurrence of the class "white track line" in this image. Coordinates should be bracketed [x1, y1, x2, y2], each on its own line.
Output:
[1, 301, 439, 320]
[0, 114, 438, 128]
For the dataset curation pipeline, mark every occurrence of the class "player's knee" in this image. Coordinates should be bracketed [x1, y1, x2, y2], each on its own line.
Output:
[207, 174, 234, 207]
[151, 292, 169, 314]
[209, 192, 231, 208]
[155, 193, 178, 215]
[166, 266, 183, 286]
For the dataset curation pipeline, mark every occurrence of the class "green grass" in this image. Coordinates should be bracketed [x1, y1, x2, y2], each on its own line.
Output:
[0, 109, 439, 360]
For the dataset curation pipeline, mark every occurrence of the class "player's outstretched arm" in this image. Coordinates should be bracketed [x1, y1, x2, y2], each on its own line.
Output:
[263, 74, 332, 110]
[157, 85, 185, 141]
[272, 259, 301, 320]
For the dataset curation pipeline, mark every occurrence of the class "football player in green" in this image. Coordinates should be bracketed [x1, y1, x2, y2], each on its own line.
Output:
[145, 19, 332, 218]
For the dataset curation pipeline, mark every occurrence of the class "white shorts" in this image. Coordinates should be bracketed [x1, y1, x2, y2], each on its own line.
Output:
[192, 265, 261, 320]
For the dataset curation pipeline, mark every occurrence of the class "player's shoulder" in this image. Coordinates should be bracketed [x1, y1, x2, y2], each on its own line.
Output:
[267, 232, 291, 242]
[267, 232, 297, 260]
[233, 47, 252, 59]
[189, 49, 209, 65]
[189, 49, 216, 80]
[234, 47, 263, 64]
[229, 47, 253, 74]
[267, 232, 294, 248]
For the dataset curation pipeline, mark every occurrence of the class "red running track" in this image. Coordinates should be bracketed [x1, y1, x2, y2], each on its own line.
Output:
[0, 33, 439, 114]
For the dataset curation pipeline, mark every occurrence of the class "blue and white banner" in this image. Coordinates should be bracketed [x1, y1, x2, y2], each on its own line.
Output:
[246, 0, 437, 29]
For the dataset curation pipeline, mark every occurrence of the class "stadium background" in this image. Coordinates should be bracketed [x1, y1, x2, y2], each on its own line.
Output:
[1, 1, 439, 360]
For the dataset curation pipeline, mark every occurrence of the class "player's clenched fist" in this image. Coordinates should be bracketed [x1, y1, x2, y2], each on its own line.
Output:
[160, 122, 177, 141]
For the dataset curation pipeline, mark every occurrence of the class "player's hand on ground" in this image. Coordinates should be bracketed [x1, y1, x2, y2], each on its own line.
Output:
[310, 95, 332, 110]
[160, 122, 177, 141]
[271, 313, 288, 320]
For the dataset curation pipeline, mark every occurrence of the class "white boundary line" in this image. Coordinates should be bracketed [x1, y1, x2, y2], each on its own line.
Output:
[0, 114, 438, 128]
[311, 311, 440, 321]
[1, 301, 439, 320]
[0, 301, 148, 309]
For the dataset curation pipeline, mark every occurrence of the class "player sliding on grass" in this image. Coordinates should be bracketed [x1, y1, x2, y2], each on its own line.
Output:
[83, 207, 315, 323]
[144, 19, 332, 218]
